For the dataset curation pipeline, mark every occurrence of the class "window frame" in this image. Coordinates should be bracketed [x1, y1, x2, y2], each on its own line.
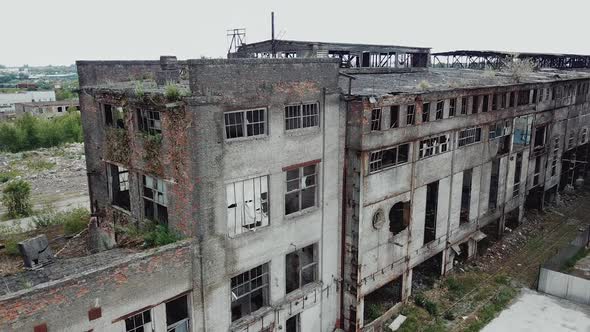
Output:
[418, 134, 450, 159]
[460, 97, 468, 115]
[370, 108, 382, 131]
[284, 163, 319, 216]
[224, 108, 268, 140]
[142, 174, 168, 224]
[406, 104, 415, 125]
[457, 127, 482, 147]
[422, 102, 430, 123]
[368, 143, 410, 173]
[231, 263, 270, 322]
[226, 175, 270, 237]
[448, 98, 456, 117]
[137, 109, 162, 135]
[124, 309, 153, 332]
[107, 163, 130, 211]
[103, 103, 125, 129]
[284, 102, 320, 131]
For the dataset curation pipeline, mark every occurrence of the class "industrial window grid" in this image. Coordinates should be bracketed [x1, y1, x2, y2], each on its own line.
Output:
[285, 103, 319, 130]
[285, 164, 318, 215]
[457, 127, 482, 147]
[551, 137, 559, 176]
[286, 244, 318, 294]
[422, 103, 430, 122]
[142, 175, 168, 224]
[226, 176, 269, 236]
[568, 132, 576, 149]
[137, 109, 162, 135]
[231, 263, 269, 320]
[125, 309, 152, 332]
[419, 135, 449, 159]
[369, 144, 409, 173]
[488, 120, 511, 140]
[435, 101, 444, 120]
[224, 108, 266, 139]
[406, 105, 415, 125]
[107, 164, 130, 211]
[371, 108, 382, 131]
[448, 98, 456, 117]
[581, 128, 588, 144]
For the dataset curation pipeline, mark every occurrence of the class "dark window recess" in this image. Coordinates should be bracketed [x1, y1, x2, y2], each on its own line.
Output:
[482, 95, 489, 112]
[489, 159, 500, 210]
[533, 156, 542, 186]
[509, 91, 516, 107]
[472, 96, 478, 114]
[492, 94, 498, 110]
[104, 104, 125, 129]
[231, 264, 269, 321]
[517, 90, 530, 106]
[371, 108, 382, 131]
[166, 295, 190, 332]
[532, 89, 538, 103]
[390, 105, 399, 128]
[461, 97, 468, 115]
[498, 135, 511, 155]
[285, 244, 317, 293]
[363, 277, 403, 324]
[125, 310, 151, 332]
[500, 93, 507, 109]
[435, 100, 444, 120]
[534, 126, 546, 149]
[513, 152, 523, 196]
[422, 103, 430, 122]
[143, 175, 168, 224]
[424, 181, 439, 245]
[108, 164, 130, 211]
[389, 201, 410, 235]
[137, 109, 162, 135]
[285, 164, 317, 215]
[449, 98, 456, 117]
[286, 314, 300, 332]
[460, 169, 473, 224]
[406, 105, 415, 125]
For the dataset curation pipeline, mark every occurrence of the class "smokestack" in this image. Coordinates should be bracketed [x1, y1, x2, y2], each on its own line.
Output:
[271, 12, 275, 58]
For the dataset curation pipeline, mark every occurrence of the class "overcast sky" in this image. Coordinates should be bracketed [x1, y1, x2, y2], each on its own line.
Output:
[2, 0, 588, 66]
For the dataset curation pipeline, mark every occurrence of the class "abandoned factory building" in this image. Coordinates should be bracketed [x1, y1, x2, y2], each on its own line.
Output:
[2, 40, 590, 332]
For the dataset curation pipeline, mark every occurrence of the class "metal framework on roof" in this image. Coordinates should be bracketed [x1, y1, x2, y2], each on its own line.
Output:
[431, 50, 590, 70]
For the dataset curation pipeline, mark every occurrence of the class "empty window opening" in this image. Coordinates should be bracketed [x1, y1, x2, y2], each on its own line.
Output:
[489, 120, 511, 155]
[224, 109, 266, 139]
[435, 100, 444, 120]
[286, 314, 301, 332]
[478, 218, 500, 256]
[412, 252, 443, 291]
[231, 264, 269, 321]
[460, 169, 473, 225]
[533, 156, 542, 186]
[471, 96, 478, 114]
[371, 108, 382, 131]
[419, 134, 449, 159]
[406, 105, 415, 125]
[449, 98, 456, 117]
[424, 181, 439, 245]
[482, 95, 489, 112]
[500, 93, 507, 109]
[104, 104, 125, 129]
[513, 152, 523, 197]
[363, 277, 403, 324]
[460, 97, 468, 115]
[551, 137, 559, 176]
[107, 163, 130, 211]
[285, 103, 319, 130]
[505, 209, 520, 231]
[125, 309, 152, 332]
[137, 109, 161, 135]
[489, 159, 500, 210]
[454, 242, 470, 265]
[513, 115, 533, 149]
[492, 94, 498, 110]
[286, 244, 318, 294]
[534, 126, 546, 150]
[285, 164, 317, 215]
[226, 176, 269, 236]
[390, 105, 399, 128]
[532, 89, 538, 103]
[422, 102, 430, 123]
[568, 132, 575, 150]
[509, 91, 516, 107]
[57, 106, 63, 112]
[458, 127, 482, 147]
[369, 144, 409, 173]
[580, 128, 588, 144]
[389, 201, 410, 235]
[166, 295, 189, 332]
[517, 90, 530, 106]
[143, 175, 168, 224]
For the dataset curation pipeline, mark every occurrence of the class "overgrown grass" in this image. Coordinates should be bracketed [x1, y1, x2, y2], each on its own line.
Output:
[396, 304, 447, 332]
[165, 84, 181, 101]
[0, 170, 20, 183]
[25, 159, 56, 171]
[0, 112, 83, 153]
[32, 207, 90, 235]
[463, 287, 518, 332]
[117, 222, 181, 248]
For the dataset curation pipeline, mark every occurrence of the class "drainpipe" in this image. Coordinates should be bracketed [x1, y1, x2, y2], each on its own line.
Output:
[319, 87, 327, 331]
[339, 95, 349, 330]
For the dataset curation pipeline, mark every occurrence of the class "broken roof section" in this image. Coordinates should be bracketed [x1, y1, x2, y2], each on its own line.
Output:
[231, 39, 431, 69]
[343, 68, 590, 96]
[432, 50, 590, 70]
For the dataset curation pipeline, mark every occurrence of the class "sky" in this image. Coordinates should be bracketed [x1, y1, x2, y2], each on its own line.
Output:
[2, 0, 589, 66]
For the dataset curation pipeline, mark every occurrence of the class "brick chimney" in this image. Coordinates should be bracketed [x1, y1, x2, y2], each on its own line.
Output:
[156, 56, 180, 87]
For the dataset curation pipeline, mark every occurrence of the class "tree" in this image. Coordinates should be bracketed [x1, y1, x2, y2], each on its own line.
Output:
[2, 179, 33, 219]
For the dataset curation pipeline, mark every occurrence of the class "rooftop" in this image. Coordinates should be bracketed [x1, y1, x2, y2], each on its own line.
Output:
[235, 39, 431, 54]
[15, 99, 79, 107]
[345, 68, 590, 96]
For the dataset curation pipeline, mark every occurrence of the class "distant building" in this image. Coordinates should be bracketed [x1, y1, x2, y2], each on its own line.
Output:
[0, 90, 55, 120]
[14, 99, 79, 118]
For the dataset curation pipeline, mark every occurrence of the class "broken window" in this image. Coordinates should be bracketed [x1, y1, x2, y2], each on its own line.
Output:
[471, 96, 478, 114]
[231, 263, 269, 321]
[460, 97, 468, 115]
[103, 104, 125, 129]
[460, 169, 472, 224]
[286, 314, 300, 332]
[435, 100, 444, 120]
[285, 103, 319, 130]
[489, 159, 500, 210]
[424, 181, 439, 245]
[533, 156, 542, 186]
[532, 89, 538, 103]
[581, 128, 588, 144]
[449, 98, 456, 117]
[457, 127, 482, 147]
[517, 90, 530, 106]
[422, 102, 430, 122]
[143, 175, 168, 224]
[390, 105, 399, 128]
[406, 105, 415, 125]
[534, 126, 546, 150]
[419, 134, 449, 159]
[368, 143, 409, 172]
[286, 244, 318, 294]
[166, 295, 189, 332]
[224, 109, 266, 139]
[107, 163, 130, 211]
[285, 164, 317, 215]
[513, 152, 523, 197]
[568, 132, 575, 150]
[551, 137, 559, 176]
[482, 95, 489, 112]
[489, 120, 511, 140]
[137, 109, 162, 135]
[371, 108, 382, 131]
[125, 309, 152, 332]
[513, 114, 533, 149]
[227, 176, 269, 236]
[389, 201, 410, 235]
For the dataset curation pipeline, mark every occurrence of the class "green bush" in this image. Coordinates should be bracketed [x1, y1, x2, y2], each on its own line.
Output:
[3, 236, 21, 256]
[165, 84, 181, 101]
[0, 113, 83, 152]
[63, 208, 90, 235]
[2, 179, 32, 219]
[414, 293, 439, 317]
[0, 170, 19, 183]
[143, 224, 180, 247]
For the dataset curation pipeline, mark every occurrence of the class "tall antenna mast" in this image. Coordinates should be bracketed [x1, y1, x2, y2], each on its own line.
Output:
[226, 28, 246, 57]
[271, 12, 276, 58]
